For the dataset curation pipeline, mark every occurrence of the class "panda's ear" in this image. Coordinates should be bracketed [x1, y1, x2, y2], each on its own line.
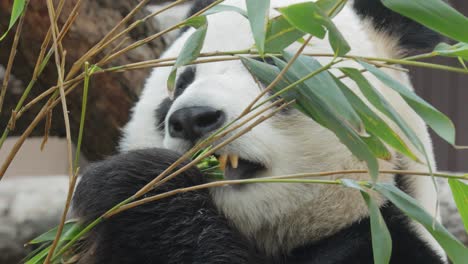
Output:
[353, 0, 443, 54]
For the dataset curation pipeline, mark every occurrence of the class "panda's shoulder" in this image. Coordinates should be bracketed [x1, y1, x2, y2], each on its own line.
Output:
[287, 202, 445, 264]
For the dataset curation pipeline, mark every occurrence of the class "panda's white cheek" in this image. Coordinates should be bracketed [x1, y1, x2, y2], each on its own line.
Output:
[163, 132, 191, 154]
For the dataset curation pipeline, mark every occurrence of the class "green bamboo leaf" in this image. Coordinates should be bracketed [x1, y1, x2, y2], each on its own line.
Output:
[278, 2, 350, 56]
[25, 221, 81, 263]
[341, 180, 392, 264]
[264, 15, 305, 52]
[358, 61, 456, 146]
[278, 2, 326, 39]
[28, 221, 81, 244]
[375, 183, 468, 264]
[361, 134, 392, 161]
[335, 77, 417, 161]
[241, 56, 379, 181]
[22, 242, 51, 264]
[203, 4, 247, 17]
[25, 246, 50, 264]
[448, 179, 468, 234]
[361, 191, 393, 264]
[341, 179, 366, 191]
[246, 0, 270, 55]
[434, 42, 468, 61]
[168, 18, 208, 93]
[340, 68, 421, 161]
[316, 0, 346, 18]
[382, 0, 468, 43]
[0, 0, 26, 41]
[182, 16, 208, 28]
[282, 52, 365, 136]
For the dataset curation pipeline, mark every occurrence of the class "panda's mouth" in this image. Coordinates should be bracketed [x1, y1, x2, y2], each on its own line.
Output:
[215, 154, 266, 180]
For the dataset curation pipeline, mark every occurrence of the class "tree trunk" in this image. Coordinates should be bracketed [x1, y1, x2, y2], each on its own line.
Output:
[0, 0, 167, 161]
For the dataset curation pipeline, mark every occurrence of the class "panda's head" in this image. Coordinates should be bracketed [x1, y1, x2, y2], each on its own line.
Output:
[120, 0, 441, 254]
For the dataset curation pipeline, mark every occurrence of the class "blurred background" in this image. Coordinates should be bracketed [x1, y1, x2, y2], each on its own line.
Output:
[0, 0, 467, 263]
[411, 0, 468, 172]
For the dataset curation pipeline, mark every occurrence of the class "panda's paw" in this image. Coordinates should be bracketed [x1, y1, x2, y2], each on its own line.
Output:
[72, 148, 203, 225]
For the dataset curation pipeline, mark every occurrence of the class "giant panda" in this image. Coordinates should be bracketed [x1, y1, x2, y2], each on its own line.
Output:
[72, 0, 449, 263]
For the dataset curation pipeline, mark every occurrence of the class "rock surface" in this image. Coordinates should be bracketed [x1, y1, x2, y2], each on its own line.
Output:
[0, 176, 68, 263]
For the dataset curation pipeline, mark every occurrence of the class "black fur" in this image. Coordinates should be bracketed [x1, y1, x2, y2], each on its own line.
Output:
[175, 67, 196, 98]
[187, 0, 216, 18]
[155, 98, 173, 131]
[352, 0, 442, 53]
[73, 149, 445, 264]
[154, 68, 196, 131]
[72, 148, 260, 264]
[288, 203, 444, 264]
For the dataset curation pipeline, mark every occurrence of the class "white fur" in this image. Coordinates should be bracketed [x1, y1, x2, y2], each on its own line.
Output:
[121, 0, 444, 259]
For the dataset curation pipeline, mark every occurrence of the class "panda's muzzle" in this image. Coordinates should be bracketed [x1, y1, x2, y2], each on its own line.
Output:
[168, 106, 226, 143]
[217, 154, 265, 180]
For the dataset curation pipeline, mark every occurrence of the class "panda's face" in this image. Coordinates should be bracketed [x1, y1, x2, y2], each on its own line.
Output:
[161, 60, 346, 181]
[124, 55, 353, 182]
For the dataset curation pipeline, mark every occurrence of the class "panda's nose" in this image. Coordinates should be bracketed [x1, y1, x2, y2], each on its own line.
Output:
[168, 106, 225, 141]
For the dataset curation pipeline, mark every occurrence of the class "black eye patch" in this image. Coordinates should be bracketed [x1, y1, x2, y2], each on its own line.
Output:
[174, 67, 196, 98]
[155, 98, 173, 132]
[154, 67, 196, 132]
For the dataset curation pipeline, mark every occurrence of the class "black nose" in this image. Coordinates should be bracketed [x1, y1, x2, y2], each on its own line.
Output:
[168, 106, 225, 141]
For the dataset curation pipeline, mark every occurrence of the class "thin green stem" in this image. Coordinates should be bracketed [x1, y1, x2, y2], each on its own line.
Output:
[73, 63, 91, 170]
[402, 51, 438, 61]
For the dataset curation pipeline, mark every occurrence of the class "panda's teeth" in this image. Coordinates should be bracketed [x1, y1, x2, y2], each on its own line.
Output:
[229, 154, 239, 169]
[218, 154, 228, 171]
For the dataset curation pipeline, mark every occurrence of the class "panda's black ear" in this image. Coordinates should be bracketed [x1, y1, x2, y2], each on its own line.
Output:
[353, 0, 443, 53]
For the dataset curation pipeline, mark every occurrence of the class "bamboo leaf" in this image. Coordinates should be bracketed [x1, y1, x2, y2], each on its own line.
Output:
[167, 18, 208, 94]
[278, 2, 350, 56]
[335, 77, 416, 161]
[382, 0, 468, 43]
[22, 242, 51, 264]
[203, 4, 247, 17]
[0, 0, 26, 41]
[361, 134, 392, 161]
[240, 56, 379, 181]
[341, 180, 392, 264]
[265, 15, 305, 52]
[282, 52, 365, 136]
[316, 0, 346, 18]
[25, 221, 81, 263]
[272, 56, 379, 180]
[246, 0, 270, 55]
[183, 16, 208, 28]
[434, 42, 468, 61]
[25, 246, 50, 264]
[28, 221, 81, 244]
[361, 191, 393, 264]
[278, 2, 326, 39]
[375, 183, 468, 264]
[341, 179, 366, 191]
[448, 179, 468, 234]
[340, 68, 421, 161]
[358, 61, 456, 146]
